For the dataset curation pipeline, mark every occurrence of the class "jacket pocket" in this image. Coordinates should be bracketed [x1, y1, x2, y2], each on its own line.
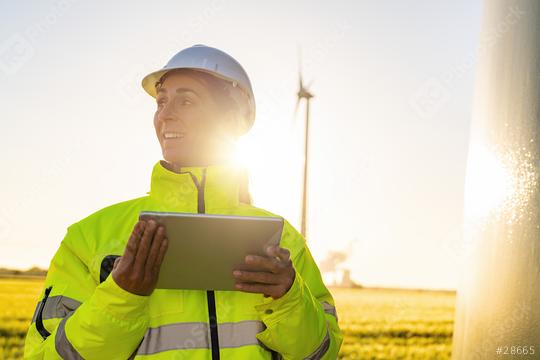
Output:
[100, 254, 121, 283]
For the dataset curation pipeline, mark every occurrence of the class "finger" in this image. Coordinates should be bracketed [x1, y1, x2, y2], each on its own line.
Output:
[233, 270, 281, 285]
[276, 247, 291, 261]
[266, 246, 293, 273]
[123, 221, 145, 264]
[243, 255, 280, 273]
[264, 245, 278, 261]
[235, 282, 280, 297]
[134, 219, 158, 269]
[145, 226, 165, 272]
[113, 257, 121, 270]
[153, 237, 169, 273]
[265, 245, 290, 262]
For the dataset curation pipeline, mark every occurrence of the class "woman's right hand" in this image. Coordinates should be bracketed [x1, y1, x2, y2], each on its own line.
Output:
[112, 219, 169, 296]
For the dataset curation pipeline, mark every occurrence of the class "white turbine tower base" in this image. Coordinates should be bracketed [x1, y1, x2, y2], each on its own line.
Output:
[452, 1, 540, 358]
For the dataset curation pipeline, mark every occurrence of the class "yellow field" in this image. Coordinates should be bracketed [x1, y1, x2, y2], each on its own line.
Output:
[333, 287, 455, 359]
[0, 277, 44, 360]
[0, 278, 455, 360]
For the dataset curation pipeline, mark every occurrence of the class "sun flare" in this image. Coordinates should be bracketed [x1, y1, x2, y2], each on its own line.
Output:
[463, 143, 515, 220]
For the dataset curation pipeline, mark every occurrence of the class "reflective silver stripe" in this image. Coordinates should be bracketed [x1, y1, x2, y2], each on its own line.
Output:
[137, 322, 209, 355]
[136, 320, 266, 355]
[55, 312, 84, 360]
[321, 301, 338, 320]
[218, 320, 265, 348]
[304, 327, 330, 360]
[31, 296, 81, 323]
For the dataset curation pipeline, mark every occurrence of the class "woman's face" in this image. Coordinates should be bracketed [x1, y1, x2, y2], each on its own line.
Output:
[153, 71, 235, 167]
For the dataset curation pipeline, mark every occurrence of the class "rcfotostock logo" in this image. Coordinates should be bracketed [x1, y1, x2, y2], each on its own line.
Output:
[0, 34, 35, 76]
[409, 77, 449, 120]
[0, 0, 78, 76]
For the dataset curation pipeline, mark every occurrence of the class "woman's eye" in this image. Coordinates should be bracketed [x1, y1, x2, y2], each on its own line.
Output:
[181, 99, 193, 106]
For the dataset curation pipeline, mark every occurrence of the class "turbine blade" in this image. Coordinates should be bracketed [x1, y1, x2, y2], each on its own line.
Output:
[294, 96, 301, 117]
[297, 44, 302, 75]
[298, 44, 304, 90]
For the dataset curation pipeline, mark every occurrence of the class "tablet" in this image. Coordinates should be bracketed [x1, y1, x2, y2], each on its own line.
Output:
[138, 211, 284, 291]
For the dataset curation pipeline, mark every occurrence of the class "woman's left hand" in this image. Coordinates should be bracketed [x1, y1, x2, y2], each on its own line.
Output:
[232, 245, 296, 299]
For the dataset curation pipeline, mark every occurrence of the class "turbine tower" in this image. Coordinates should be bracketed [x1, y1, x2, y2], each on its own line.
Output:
[452, 0, 540, 357]
[295, 48, 314, 239]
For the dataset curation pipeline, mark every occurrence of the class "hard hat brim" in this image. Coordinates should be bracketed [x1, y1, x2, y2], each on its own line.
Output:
[142, 67, 245, 99]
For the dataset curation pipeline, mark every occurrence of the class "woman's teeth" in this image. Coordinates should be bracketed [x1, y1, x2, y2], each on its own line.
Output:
[164, 132, 185, 139]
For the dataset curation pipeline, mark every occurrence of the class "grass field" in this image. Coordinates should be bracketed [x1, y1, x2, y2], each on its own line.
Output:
[333, 287, 455, 359]
[0, 277, 44, 360]
[0, 277, 455, 360]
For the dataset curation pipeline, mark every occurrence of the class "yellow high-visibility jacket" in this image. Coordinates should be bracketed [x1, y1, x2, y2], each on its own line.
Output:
[24, 160, 343, 359]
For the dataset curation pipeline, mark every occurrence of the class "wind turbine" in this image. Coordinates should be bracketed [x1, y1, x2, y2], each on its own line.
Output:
[295, 48, 314, 239]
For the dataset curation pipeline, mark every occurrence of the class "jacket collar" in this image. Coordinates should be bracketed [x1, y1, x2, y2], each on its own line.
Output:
[147, 160, 241, 212]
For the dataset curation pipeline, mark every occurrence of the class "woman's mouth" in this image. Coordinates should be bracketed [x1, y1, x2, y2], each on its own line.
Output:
[163, 132, 185, 140]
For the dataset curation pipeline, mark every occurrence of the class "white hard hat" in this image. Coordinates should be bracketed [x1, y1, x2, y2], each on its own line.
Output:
[142, 44, 256, 134]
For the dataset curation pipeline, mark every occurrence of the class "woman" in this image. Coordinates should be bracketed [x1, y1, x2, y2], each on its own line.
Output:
[24, 44, 343, 359]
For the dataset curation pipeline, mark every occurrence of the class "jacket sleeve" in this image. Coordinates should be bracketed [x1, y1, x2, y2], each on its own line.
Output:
[24, 222, 150, 359]
[254, 221, 344, 359]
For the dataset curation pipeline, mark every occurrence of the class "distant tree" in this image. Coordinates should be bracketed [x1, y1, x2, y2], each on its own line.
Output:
[25, 266, 47, 276]
[0, 266, 47, 277]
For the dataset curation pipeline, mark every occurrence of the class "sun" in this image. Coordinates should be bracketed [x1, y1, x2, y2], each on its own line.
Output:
[230, 130, 303, 228]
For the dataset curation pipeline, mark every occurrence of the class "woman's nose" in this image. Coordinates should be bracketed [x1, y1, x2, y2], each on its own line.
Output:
[158, 101, 179, 122]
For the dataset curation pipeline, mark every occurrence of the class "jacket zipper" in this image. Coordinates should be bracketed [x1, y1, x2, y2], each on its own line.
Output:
[188, 168, 220, 360]
[36, 286, 52, 340]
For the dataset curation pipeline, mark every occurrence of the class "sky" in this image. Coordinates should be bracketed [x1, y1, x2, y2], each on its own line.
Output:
[0, 0, 483, 290]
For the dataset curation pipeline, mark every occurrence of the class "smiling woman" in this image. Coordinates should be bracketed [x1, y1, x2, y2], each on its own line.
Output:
[24, 44, 343, 360]
[152, 68, 244, 169]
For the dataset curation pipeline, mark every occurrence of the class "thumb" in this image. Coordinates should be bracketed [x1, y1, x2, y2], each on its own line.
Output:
[113, 256, 122, 270]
